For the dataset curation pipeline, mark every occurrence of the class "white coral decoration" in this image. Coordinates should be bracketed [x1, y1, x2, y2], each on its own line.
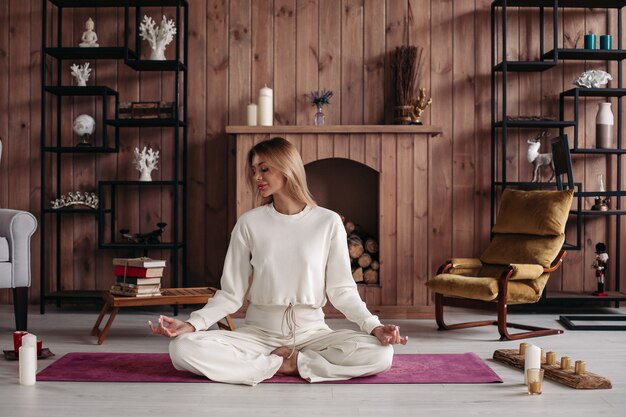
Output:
[133, 146, 159, 181]
[70, 63, 91, 86]
[139, 15, 176, 60]
[573, 69, 613, 88]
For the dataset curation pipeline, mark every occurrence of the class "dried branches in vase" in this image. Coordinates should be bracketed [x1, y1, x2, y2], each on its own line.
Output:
[392, 45, 423, 124]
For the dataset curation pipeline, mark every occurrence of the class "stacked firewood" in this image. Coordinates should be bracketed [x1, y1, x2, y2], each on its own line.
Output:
[341, 215, 379, 285]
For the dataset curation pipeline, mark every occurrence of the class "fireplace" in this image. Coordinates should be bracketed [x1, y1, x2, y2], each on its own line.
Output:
[305, 158, 379, 284]
[227, 125, 441, 319]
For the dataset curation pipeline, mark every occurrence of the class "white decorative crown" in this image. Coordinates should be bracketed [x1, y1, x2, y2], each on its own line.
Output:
[51, 191, 99, 210]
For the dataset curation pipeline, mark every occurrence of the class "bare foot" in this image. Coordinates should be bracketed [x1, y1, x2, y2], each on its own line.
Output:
[271, 346, 300, 377]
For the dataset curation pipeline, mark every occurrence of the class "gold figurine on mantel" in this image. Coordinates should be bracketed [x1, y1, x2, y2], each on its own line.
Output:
[410, 88, 432, 125]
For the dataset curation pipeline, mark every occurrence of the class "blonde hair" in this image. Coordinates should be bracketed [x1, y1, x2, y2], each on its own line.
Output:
[246, 137, 316, 207]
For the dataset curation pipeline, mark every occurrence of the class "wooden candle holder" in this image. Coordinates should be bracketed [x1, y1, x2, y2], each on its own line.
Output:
[493, 349, 612, 389]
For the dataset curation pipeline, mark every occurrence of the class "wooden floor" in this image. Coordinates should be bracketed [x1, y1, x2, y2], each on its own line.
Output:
[0, 304, 625, 417]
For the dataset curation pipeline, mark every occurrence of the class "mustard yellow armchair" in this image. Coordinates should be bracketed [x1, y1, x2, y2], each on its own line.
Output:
[426, 189, 574, 340]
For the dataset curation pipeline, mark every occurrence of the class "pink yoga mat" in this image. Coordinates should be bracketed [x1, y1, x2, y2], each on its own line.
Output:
[37, 352, 502, 384]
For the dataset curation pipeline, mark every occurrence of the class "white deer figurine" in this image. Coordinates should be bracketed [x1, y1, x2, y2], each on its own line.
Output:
[527, 130, 554, 183]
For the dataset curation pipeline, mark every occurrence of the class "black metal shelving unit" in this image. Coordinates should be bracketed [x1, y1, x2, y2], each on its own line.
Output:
[40, 0, 188, 311]
[491, 0, 626, 307]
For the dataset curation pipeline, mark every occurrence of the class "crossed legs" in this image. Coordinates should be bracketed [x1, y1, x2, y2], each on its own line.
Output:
[169, 326, 393, 386]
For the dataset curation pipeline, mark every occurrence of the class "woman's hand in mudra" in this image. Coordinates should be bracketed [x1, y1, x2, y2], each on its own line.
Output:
[371, 324, 408, 346]
[148, 315, 195, 338]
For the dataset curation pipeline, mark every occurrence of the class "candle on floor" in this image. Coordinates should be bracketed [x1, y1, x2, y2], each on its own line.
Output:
[575, 360, 586, 375]
[561, 356, 572, 370]
[524, 344, 541, 384]
[19, 333, 37, 386]
[519, 342, 528, 355]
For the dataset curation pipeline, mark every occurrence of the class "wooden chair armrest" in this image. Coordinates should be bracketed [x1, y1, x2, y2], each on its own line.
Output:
[508, 264, 545, 280]
[437, 258, 483, 275]
[545, 250, 567, 273]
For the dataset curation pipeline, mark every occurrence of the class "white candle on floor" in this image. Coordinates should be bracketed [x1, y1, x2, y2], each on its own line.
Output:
[524, 344, 541, 384]
[19, 333, 37, 386]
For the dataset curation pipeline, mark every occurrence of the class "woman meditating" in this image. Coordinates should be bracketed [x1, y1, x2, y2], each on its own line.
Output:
[149, 137, 407, 385]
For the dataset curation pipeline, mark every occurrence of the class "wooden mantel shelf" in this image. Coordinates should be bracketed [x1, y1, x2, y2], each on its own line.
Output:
[226, 125, 442, 135]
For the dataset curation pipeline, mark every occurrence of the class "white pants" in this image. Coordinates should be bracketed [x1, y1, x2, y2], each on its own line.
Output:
[169, 304, 394, 386]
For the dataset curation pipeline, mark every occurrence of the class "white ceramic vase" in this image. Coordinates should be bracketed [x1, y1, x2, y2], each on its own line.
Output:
[596, 102, 614, 149]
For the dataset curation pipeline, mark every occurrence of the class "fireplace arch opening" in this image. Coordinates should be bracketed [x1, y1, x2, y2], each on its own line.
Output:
[305, 158, 379, 243]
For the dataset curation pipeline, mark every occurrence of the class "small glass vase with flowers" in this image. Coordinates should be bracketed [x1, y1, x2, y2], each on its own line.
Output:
[310, 89, 333, 126]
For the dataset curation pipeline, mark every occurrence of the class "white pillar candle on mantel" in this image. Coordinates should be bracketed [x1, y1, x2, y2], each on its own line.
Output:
[524, 344, 541, 384]
[246, 103, 258, 126]
[258, 85, 273, 126]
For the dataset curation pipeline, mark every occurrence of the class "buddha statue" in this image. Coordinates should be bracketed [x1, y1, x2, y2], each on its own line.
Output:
[79, 17, 99, 47]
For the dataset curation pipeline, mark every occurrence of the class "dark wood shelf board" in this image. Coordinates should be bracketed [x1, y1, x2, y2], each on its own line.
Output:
[543, 48, 626, 60]
[49, 0, 188, 7]
[124, 60, 186, 72]
[226, 125, 443, 135]
[545, 290, 626, 302]
[44, 86, 118, 97]
[561, 87, 626, 98]
[98, 180, 181, 186]
[106, 119, 184, 128]
[45, 47, 137, 60]
[493, 0, 626, 7]
[494, 61, 556, 72]
[494, 181, 560, 187]
[43, 146, 118, 154]
[494, 120, 575, 128]
[574, 209, 626, 216]
[99, 242, 183, 250]
[575, 190, 624, 197]
[571, 148, 626, 154]
[44, 208, 98, 214]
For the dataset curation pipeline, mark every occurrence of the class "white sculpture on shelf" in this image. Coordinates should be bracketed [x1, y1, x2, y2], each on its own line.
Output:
[79, 17, 99, 47]
[133, 146, 159, 181]
[139, 15, 177, 60]
[527, 130, 554, 183]
[70, 62, 91, 86]
[73, 114, 95, 147]
[573, 69, 612, 88]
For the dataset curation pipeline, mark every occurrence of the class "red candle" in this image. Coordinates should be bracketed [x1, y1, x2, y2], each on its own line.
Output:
[37, 339, 43, 356]
[13, 331, 28, 353]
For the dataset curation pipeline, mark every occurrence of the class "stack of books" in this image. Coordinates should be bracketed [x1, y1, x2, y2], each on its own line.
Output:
[110, 257, 166, 297]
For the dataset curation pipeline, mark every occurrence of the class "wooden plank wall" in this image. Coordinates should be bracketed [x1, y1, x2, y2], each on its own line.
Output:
[0, 1, 624, 307]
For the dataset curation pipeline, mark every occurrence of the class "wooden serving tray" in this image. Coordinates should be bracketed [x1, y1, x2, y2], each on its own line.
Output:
[493, 349, 612, 389]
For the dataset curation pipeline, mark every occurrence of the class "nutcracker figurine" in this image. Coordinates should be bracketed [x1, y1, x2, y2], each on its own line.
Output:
[592, 242, 609, 296]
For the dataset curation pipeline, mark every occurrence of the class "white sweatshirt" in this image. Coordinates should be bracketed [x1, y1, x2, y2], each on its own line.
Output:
[186, 204, 382, 335]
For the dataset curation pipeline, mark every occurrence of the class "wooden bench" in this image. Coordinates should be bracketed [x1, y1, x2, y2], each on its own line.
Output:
[91, 287, 235, 345]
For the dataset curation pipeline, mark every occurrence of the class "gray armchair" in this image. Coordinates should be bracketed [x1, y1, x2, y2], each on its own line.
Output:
[0, 209, 37, 330]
